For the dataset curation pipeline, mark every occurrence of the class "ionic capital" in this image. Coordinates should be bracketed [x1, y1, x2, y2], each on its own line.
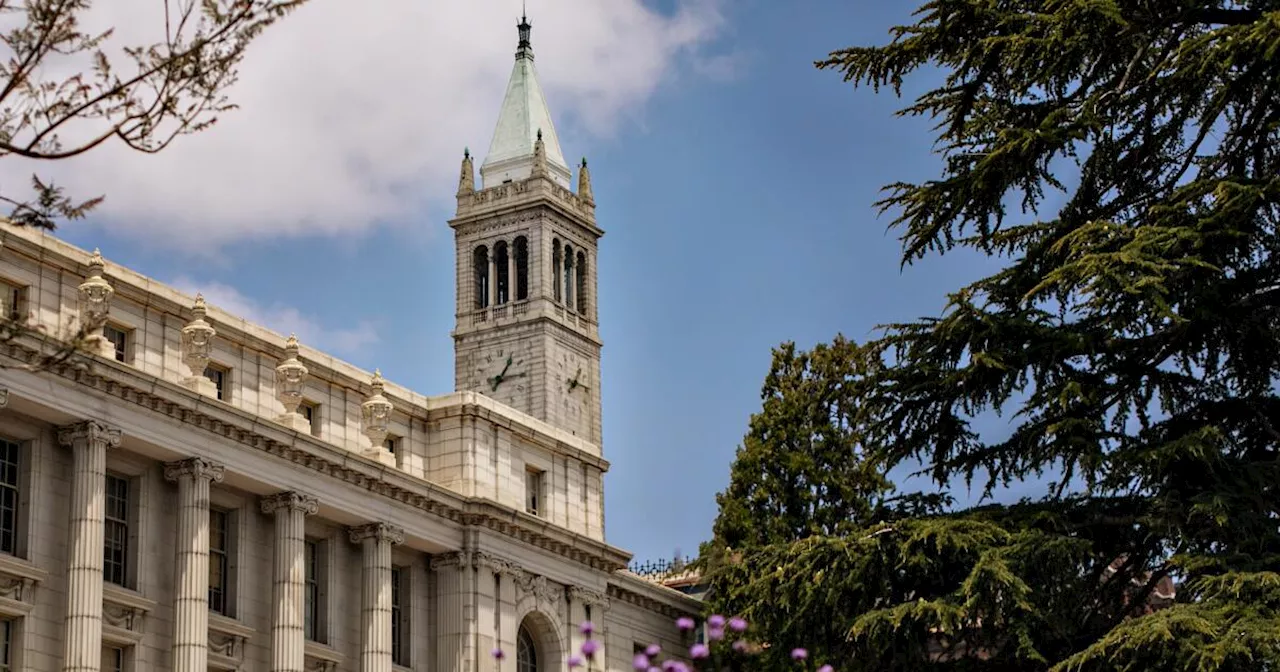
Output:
[348, 522, 405, 546]
[260, 491, 319, 516]
[429, 551, 471, 572]
[56, 420, 122, 450]
[163, 456, 226, 484]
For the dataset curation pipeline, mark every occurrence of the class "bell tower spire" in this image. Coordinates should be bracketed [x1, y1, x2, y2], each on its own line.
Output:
[479, 6, 572, 188]
[449, 12, 604, 447]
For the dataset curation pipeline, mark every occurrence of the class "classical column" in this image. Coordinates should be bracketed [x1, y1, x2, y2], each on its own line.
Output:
[431, 552, 474, 672]
[488, 253, 498, 309]
[57, 420, 122, 672]
[261, 492, 320, 672]
[506, 243, 516, 304]
[165, 457, 226, 672]
[349, 523, 405, 672]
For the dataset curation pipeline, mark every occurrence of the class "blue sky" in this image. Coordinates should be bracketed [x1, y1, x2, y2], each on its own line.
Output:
[45, 1, 1055, 564]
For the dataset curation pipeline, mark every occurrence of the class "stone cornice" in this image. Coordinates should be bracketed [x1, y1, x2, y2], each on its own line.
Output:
[1, 336, 632, 573]
[606, 576, 701, 620]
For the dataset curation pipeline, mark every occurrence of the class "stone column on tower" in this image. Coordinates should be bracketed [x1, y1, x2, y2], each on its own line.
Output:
[56, 420, 123, 672]
[348, 522, 404, 672]
[261, 492, 320, 672]
[165, 457, 227, 672]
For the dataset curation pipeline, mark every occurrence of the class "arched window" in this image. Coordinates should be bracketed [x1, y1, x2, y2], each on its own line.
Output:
[473, 246, 490, 309]
[576, 250, 587, 314]
[563, 244, 574, 310]
[517, 625, 538, 672]
[494, 241, 510, 305]
[514, 236, 529, 301]
[552, 239, 562, 302]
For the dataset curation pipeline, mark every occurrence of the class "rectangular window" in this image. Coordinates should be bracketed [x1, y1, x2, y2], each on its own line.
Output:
[0, 281, 26, 322]
[304, 539, 321, 642]
[209, 508, 230, 615]
[0, 620, 11, 672]
[101, 645, 126, 672]
[203, 365, 228, 401]
[391, 566, 408, 666]
[300, 402, 320, 436]
[102, 324, 129, 363]
[384, 436, 398, 454]
[103, 474, 130, 586]
[525, 468, 544, 516]
[0, 439, 20, 556]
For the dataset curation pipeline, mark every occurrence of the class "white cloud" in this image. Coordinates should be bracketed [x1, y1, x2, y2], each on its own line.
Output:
[5, 0, 725, 251]
[168, 277, 380, 356]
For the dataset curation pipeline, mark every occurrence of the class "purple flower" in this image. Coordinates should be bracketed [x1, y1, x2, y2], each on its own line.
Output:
[728, 617, 748, 632]
[817, 665, 834, 672]
[633, 653, 650, 670]
[644, 644, 661, 657]
[791, 648, 808, 661]
[580, 621, 596, 636]
[675, 616, 695, 631]
[706, 626, 725, 641]
[707, 614, 726, 629]
[689, 644, 710, 660]
[581, 640, 600, 658]
[732, 640, 749, 653]
[567, 656, 584, 669]
[671, 662, 691, 672]
[491, 648, 506, 660]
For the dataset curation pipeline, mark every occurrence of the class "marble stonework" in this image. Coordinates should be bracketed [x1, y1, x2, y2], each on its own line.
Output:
[0, 14, 696, 672]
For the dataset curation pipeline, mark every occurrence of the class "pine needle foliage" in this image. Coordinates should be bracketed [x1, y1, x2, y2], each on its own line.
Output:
[702, 2, 1280, 670]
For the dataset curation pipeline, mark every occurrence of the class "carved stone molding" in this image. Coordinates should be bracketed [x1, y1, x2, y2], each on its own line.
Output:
[568, 586, 610, 611]
[163, 456, 226, 484]
[515, 573, 562, 606]
[260, 491, 319, 516]
[0, 576, 34, 603]
[208, 613, 255, 671]
[348, 522, 405, 546]
[0, 387, 8, 409]
[474, 551, 524, 577]
[56, 420, 122, 450]
[102, 584, 155, 640]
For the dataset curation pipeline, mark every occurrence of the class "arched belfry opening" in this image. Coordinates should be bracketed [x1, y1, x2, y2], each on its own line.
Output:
[473, 246, 490, 309]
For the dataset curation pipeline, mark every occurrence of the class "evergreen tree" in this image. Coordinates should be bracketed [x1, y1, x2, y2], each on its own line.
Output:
[703, 2, 1280, 670]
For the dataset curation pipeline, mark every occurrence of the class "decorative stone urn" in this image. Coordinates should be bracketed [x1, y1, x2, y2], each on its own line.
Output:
[76, 248, 116, 358]
[180, 294, 219, 396]
[274, 334, 311, 432]
[360, 369, 397, 466]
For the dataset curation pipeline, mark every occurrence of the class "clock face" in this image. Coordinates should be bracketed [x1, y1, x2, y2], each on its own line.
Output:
[555, 349, 592, 436]
[474, 345, 531, 411]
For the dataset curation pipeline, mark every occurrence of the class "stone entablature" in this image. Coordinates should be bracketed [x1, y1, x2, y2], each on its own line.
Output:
[0, 222, 607, 538]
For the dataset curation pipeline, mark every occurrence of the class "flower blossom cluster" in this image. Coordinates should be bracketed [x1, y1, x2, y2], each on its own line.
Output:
[490, 614, 834, 672]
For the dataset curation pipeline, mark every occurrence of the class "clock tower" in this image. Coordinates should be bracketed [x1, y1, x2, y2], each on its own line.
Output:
[450, 13, 604, 447]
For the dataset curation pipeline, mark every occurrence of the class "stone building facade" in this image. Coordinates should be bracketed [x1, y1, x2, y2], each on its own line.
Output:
[0, 13, 697, 672]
